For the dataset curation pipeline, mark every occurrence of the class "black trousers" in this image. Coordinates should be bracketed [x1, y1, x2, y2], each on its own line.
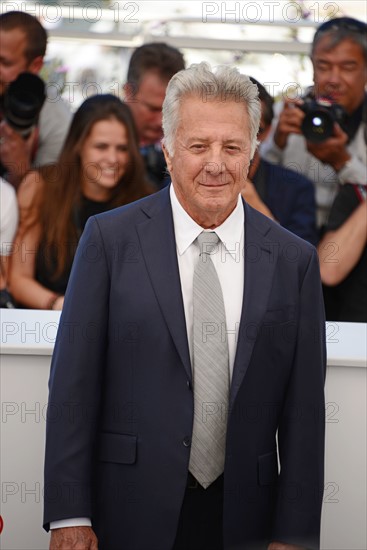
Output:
[172, 473, 224, 550]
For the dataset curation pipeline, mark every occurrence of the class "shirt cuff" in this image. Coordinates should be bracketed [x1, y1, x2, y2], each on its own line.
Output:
[50, 517, 92, 529]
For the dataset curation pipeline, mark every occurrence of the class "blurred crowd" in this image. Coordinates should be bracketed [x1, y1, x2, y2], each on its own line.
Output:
[0, 10, 366, 321]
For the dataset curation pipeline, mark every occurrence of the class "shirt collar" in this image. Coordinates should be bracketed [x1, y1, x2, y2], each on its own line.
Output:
[170, 184, 244, 259]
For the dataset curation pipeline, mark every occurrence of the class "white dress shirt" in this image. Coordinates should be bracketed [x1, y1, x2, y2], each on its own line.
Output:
[50, 185, 245, 530]
[170, 185, 244, 379]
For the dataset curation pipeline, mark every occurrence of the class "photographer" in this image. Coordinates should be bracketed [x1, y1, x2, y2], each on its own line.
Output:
[0, 177, 18, 308]
[261, 17, 367, 231]
[0, 11, 71, 188]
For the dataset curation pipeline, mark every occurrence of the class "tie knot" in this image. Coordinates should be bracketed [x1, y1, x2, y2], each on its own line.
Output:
[197, 231, 220, 256]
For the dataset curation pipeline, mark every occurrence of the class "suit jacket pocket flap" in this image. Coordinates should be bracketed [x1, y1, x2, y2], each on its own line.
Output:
[99, 432, 137, 464]
[262, 305, 296, 324]
[258, 451, 278, 486]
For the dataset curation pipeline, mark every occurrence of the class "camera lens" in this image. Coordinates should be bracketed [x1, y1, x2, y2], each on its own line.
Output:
[3, 73, 46, 138]
[301, 108, 334, 143]
[312, 116, 322, 127]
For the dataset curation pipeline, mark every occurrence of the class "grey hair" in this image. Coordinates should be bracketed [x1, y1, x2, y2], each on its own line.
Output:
[311, 26, 367, 64]
[162, 62, 261, 158]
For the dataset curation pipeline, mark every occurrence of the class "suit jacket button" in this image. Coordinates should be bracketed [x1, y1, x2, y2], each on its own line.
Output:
[183, 437, 191, 447]
[187, 380, 192, 390]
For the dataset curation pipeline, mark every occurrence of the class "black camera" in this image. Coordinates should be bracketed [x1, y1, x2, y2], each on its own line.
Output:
[300, 95, 347, 143]
[3, 72, 46, 139]
[0, 288, 16, 309]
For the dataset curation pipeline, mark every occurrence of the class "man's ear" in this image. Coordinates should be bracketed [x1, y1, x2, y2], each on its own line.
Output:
[162, 142, 173, 174]
[260, 123, 271, 143]
[27, 56, 44, 75]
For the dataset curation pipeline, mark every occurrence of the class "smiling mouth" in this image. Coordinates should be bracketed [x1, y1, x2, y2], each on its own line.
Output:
[198, 185, 229, 194]
[324, 88, 343, 97]
[199, 181, 229, 187]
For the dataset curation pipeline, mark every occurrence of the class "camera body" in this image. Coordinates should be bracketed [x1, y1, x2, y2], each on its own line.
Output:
[2, 72, 46, 139]
[300, 95, 347, 143]
[0, 288, 16, 309]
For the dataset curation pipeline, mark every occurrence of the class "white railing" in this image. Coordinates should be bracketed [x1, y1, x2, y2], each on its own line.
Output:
[1, 309, 366, 549]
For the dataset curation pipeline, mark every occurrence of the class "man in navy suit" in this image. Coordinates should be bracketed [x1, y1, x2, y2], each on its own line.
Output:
[44, 63, 326, 550]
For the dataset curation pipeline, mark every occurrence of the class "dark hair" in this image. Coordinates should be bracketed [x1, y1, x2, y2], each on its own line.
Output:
[28, 94, 151, 278]
[312, 17, 367, 63]
[249, 77, 274, 127]
[58, 93, 147, 207]
[127, 42, 185, 91]
[0, 11, 47, 63]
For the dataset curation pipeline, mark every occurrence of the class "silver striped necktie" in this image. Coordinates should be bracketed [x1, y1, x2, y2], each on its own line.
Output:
[189, 231, 230, 488]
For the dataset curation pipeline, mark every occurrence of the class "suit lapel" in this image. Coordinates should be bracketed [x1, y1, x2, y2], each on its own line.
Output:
[135, 192, 278, 400]
[230, 202, 279, 408]
[135, 189, 192, 381]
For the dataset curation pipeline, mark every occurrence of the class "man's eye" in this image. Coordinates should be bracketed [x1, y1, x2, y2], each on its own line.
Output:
[144, 103, 161, 113]
[191, 144, 205, 151]
[316, 63, 329, 71]
[342, 64, 357, 72]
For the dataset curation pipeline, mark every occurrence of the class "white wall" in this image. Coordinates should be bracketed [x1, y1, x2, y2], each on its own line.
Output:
[1, 310, 366, 550]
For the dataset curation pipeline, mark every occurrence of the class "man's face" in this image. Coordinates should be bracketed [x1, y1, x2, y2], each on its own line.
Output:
[312, 37, 367, 114]
[0, 29, 32, 96]
[163, 95, 252, 229]
[126, 71, 168, 145]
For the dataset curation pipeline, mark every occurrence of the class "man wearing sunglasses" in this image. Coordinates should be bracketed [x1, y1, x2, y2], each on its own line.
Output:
[262, 17, 367, 233]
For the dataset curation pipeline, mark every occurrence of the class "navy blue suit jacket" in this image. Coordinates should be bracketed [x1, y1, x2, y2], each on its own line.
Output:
[253, 159, 318, 245]
[44, 187, 326, 549]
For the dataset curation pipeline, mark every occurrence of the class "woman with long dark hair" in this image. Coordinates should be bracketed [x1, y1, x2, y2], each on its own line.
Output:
[9, 94, 153, 309]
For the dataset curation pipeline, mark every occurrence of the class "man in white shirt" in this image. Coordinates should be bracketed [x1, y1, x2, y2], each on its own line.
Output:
[44, 63, 326, 550]
[261, 17, 367, 230]
[0, 176, 18, 307]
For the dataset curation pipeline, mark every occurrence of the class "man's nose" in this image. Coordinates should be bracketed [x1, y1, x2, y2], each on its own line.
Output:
[152, 110, 163, 127]
[203, 161, 225, 175]
[203, 148, 225, 174]
[328, 66, 342, 84]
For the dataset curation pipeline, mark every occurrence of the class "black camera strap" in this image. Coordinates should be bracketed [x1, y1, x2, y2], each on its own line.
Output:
[344, 95, 366, 144]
